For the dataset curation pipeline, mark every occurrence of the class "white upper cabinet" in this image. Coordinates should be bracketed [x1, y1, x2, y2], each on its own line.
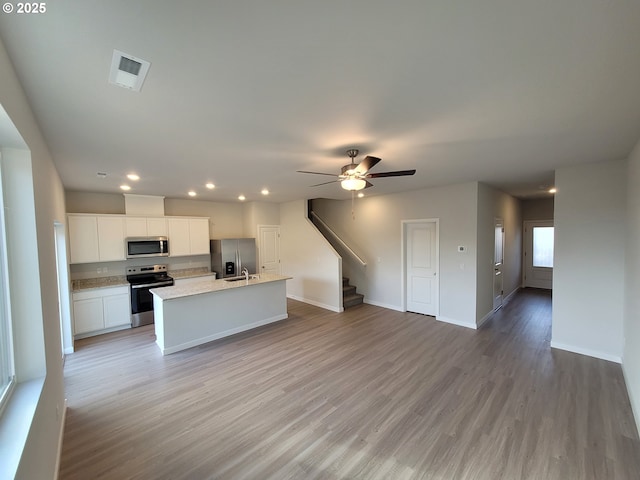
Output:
[189, 218, 210, 255]
[96, 216, 125, 261]
[68, 215, 99, 264]
[167, 218, 191, 256]
[167, 217, 210, 257]
[68, 214, 125, 263]
[125, 216, 168, 237]
[147, 217, 168, 236]
[124, 217, 147, 237]
[69, 214, 207, 263]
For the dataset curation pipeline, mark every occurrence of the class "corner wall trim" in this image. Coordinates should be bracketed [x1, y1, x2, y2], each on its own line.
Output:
[436, 316, 477, 330]
[550, 341, 622, 364]
[621, 363, 640, 440]
[287, 294, 342, 313]
[53, 399, 68, 480]
[364, 299, 403, 312]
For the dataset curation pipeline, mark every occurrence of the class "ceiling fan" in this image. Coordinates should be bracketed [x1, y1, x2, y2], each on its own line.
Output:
[297, 149, 416, 191]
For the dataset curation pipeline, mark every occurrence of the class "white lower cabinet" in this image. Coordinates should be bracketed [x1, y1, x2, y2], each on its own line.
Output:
[73, 285, 131, 337]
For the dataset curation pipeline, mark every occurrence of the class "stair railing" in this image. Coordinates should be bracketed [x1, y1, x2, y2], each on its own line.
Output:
[310, 211, 367, 267]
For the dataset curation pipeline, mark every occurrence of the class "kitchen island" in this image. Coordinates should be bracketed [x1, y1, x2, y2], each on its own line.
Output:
[151, 273, 291, 355]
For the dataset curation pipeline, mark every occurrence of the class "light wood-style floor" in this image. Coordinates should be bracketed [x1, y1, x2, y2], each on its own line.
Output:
[59, 289, 640, 479]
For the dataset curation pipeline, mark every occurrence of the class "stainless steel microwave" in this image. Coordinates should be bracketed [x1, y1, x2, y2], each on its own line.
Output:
[126, 237, 169, 258]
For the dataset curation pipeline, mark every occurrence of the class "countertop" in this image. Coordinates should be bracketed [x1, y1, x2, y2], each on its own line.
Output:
[150, 273, 292, 301]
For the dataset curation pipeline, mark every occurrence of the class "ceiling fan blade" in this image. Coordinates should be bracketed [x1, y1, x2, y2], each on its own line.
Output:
[364, 180, 374, 189]
[309, 179, 340, 187]
[297, 170, 339, 177]
[354, 156, 381, 174]
[366, 169, 416, 178]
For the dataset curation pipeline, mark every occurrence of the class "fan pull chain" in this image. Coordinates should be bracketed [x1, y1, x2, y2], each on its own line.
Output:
[351, 190, 356, 220]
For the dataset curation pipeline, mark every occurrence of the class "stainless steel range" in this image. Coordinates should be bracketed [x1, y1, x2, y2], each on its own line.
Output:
[126, 264, 174, 327]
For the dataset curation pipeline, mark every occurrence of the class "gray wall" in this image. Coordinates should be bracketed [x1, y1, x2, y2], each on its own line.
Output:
[0, 38, 67, 479]
[65, 191, 266, 239]
[522, 197, 554, 221]
[279, 200, 342, 311]
[552, 159, 626, 361]
[313, 182, 480, 327]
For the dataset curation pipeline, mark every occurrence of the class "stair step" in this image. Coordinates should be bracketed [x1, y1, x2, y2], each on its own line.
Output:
[342, 277, 349, 286]
[342, 285, 356, 296]
[343, 293, 364, 308]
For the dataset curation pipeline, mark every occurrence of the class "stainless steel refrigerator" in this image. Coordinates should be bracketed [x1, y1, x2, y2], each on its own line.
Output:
[210, 238, 257, 278]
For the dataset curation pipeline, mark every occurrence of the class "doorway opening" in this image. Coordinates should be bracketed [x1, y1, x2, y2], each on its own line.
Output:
[494, 218, 505, 311]
[523, 220, 554, 289]
[54, 221, 73, 356]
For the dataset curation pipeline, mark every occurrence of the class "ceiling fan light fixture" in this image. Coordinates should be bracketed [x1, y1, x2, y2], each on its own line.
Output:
[341, 177, 367, 191]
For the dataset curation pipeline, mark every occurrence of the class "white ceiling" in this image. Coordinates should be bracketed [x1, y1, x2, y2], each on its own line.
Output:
[1, 1, 639, 203]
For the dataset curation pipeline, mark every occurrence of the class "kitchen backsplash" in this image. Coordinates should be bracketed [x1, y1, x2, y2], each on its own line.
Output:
[69, 254, 211, 280]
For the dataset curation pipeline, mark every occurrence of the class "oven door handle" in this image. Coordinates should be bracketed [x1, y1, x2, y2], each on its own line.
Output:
[131, 281, 174, 289]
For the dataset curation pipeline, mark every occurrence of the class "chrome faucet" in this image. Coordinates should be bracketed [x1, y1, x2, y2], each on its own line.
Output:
[242, 267, 249, 280]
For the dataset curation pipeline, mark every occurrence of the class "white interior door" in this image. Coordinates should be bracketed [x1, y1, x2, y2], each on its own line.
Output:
[404, 220, 439, 316]
[493, 218, 504, 311]
[524, 220, 554, 289]
[258, 225, 281, 275]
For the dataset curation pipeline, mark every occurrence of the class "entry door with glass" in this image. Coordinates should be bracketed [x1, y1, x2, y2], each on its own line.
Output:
[523, 220, 554, 289]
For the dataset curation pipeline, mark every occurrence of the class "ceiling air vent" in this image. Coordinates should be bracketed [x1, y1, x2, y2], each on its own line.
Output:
[108, 50, 151, 92]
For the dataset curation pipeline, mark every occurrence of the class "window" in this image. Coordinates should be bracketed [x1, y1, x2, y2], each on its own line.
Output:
[0, 161, 15, 412]
[533, 226, 554, 268]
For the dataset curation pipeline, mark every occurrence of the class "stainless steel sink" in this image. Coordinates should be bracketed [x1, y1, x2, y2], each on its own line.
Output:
[224, 274, 260, 282]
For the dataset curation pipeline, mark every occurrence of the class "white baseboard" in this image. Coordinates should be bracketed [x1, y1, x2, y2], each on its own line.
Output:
[622, 362, 640, 439]
[550, 341, 622, 363]
[477, 310, 493, 328]
[504, 287, 519, 303]
[287, 294, 342, 313]
[53, 399, 68, 480]
[436, 315, 477, 330]
[363, 299, 403, 312]
[159, 314, 289, 355]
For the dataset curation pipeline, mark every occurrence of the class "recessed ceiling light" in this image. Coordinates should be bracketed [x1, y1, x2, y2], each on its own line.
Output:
[261, 188, 269, 195]
[127, 173, 140, 181]
[238, 195, 246, 201]
[206, 183, 215, 189]
[120, 185, 131, 191]
[188, 190, 197, 197]
[357, 192, 365, 198]
[549, 187, 557, 194]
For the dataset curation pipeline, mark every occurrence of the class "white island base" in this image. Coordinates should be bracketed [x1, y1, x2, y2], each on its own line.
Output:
[152, 274, 290, 355]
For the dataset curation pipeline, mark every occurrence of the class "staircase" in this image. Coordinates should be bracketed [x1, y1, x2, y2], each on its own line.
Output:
[343, 277, 364, 308]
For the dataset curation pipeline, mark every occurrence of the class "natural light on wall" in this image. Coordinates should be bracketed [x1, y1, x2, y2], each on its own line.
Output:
[0, 160, 15, 411]
[533, 226, 554, 268]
